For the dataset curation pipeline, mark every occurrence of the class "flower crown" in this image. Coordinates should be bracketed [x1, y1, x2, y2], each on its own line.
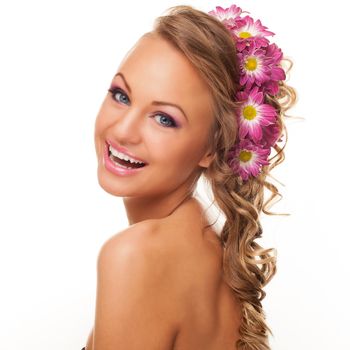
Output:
[208, 4, 286, 181]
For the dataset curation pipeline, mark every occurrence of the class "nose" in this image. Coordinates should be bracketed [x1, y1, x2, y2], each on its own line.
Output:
[109, 108, 143, 145]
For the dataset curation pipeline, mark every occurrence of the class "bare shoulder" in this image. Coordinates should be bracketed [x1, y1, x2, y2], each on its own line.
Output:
[97, 214, 223, 315]
[156, 210, 242, 348]
[154, 214, 224, 318]
[97, 219, 158, 256]
[93, 220, 182, 350]
[97, 216, 211, 298]
[97, 219, 182, 284]
[89, 213, 241, 349]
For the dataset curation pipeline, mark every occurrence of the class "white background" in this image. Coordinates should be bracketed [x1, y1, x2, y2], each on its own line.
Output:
[0, 0, 349, 349]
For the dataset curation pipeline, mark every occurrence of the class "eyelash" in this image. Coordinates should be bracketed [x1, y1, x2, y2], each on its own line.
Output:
[107, 86, 178, 128]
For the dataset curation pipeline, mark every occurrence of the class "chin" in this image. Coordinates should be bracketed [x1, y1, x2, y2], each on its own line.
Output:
[96, 165, 148, 198]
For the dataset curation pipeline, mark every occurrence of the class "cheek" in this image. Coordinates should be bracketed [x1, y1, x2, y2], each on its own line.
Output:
[153, 130, 206, 168]
[94, 100, 110, 130]
[154, 143, 200, 172]
[149, 149, 196, 192]
[94, 101, 119, 145]
[94, 101, 112, 154]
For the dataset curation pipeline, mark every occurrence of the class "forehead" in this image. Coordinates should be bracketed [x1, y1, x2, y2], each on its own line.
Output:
[116, 34, 214, 119]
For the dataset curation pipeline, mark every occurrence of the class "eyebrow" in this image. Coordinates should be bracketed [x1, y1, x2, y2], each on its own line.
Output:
[114, 72, 188, 122]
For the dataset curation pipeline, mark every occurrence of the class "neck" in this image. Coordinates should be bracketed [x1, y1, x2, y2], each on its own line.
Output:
[123, 189, 196, 226]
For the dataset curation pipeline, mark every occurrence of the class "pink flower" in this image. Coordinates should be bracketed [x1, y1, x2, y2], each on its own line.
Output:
[261, 123, 282, 148]
[208, 5, 244, 26]
[231, 15, 274, 51]
[228, 139, 271, 181]
[208, 3, 287, 180]
[264, 43, 286, 81]
[238, 41, 286, 92]
[260, 43, 286, 95]
[238, 42, 271, 91]
[262, 80, 280, 96]
[236, 15, 275, 38]
[265, 43, 283, 65]
[236, 86, 278, 143]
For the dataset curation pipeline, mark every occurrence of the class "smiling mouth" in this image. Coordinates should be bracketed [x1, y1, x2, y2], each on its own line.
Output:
[108, 148, 147, 169]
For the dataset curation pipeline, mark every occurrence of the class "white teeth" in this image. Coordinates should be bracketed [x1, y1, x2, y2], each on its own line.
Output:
[109, 154, 134, 169]
[109, 145, 145, 165]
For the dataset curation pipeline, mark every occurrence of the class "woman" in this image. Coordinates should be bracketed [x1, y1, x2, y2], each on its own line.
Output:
[83, 4, 296, 350]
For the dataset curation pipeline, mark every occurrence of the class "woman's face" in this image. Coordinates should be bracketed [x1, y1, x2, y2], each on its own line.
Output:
[94, 33, 215, 198]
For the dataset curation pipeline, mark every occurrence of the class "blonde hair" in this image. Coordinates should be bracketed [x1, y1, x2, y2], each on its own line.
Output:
[151, 5, 297, 349]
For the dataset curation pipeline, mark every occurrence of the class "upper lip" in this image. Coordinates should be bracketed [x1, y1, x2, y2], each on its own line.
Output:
[106, 139, 148, 164]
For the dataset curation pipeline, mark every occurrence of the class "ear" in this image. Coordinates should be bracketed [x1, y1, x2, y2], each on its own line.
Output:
[198, 125, 217, 168]
[198, 150, 215, 169]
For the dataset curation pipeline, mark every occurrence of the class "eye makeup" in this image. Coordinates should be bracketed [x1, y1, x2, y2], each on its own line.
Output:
[107, 84, 180, 128]
[108, 86, 130, 105]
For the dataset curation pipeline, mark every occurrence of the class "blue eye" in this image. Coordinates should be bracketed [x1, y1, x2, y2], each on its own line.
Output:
[107, 86, 178, 128]
[154, 113, 177, 128]
[108, 87, 130, 105]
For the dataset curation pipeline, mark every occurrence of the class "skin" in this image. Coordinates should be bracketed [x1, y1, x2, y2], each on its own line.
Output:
[94, 32, 216, 225]
[88, 32, 242, 349]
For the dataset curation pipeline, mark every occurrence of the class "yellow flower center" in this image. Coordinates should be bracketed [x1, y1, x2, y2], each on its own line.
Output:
[243, 105, 257, 120]
[239, 31, 252, 39]
[245, 57, 258, 71]
[239, 150, 252, 162]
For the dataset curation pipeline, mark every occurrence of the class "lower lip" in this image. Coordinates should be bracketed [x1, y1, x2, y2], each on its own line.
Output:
[103, 142, 148, 176]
